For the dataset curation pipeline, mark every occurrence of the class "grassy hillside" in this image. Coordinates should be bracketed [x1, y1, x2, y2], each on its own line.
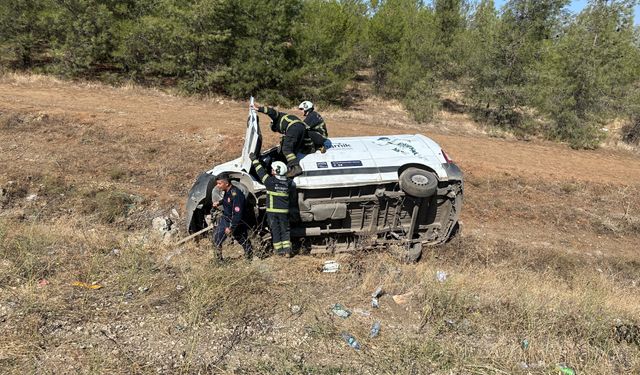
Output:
[1, 75, 639, 373]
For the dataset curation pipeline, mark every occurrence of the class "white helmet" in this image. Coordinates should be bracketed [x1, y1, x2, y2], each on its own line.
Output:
[271, 161, 288, 176]
[298, 100, 314, 112]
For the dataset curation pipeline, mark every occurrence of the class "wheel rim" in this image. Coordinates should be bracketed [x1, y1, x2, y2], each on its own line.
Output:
[410, 174, 429, 185]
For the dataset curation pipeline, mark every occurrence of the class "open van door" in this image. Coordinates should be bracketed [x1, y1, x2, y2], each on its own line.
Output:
[240, 97, 262, 173]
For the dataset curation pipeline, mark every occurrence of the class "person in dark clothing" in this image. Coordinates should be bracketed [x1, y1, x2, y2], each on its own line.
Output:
[250, 153, 293, 257]
[299, 100, 329, 153]
[211, 173, 253, 261]
[299, 100, 328, 137]
[253, 102, 312, 177]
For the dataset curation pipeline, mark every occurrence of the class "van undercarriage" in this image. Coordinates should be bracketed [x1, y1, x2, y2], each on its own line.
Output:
[253, 179, 463, 255]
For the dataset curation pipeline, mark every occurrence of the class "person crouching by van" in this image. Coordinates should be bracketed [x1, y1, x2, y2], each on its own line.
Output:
[252, 102, 310, 178]
[250, 153, 293, 258]
[211, 173, 253, 261]
[299, 100, 328, 153]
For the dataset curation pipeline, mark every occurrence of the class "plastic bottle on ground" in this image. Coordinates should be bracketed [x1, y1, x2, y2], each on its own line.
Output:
[370, 321, 381, 338]
[341, 332, 361, 350]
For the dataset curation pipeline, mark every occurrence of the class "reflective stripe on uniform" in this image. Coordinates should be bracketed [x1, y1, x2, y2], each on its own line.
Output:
[261, 174, 268, 183]
[280, 115, 304, 132]
[267, 191, 289, 214]
[285, 153, 296, 161]
[281, 241, 291, 249]
[267, 191, 288, 197]
[273, 241, 283, 250]
[315, 122, 328, 137]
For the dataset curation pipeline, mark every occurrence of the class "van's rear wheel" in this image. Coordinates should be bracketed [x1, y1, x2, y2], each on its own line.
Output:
[399, 168, 438, 198]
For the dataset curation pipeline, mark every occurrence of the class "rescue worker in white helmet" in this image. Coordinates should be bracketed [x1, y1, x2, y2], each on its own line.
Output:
[252, 102, 312, 177]
[299, 100, 328, 153]
[249, 153, 293, 258]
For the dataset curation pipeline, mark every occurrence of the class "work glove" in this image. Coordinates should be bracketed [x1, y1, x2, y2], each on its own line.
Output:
[249, 152, 257, 161]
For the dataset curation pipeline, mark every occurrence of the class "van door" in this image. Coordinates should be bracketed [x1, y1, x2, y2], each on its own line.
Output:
[240, 97, 262, 173]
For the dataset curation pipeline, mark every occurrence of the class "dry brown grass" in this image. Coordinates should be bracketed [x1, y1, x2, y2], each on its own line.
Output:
[1, 91, 640, 373]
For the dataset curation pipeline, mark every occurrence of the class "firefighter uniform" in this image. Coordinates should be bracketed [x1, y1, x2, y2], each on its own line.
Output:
[213, 185, 253, 259]
[252, 158, 292, 256]
[303, 110, 329, 138]
[303, 109, 329, 152]
[257, 106, 314, 176]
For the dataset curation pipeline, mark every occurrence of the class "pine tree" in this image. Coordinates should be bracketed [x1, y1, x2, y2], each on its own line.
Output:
[368, 0, 420, 92]
[470, 0, 569, 130]
[292, 0, 368, 103]
[535, 0, 640, 148]
[466, 0, 500, 115]
[0, 0, 59, 67]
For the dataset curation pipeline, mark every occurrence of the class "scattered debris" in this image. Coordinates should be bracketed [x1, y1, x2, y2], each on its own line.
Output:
[152, 216, 178, 243]
[371, 286, 383, 308]
[518, 362, 529, 370]
[521, 338, 529, 350]
[331, 304, 351, 318]
[138, 286, 149, 293]
[340, 332, 361, 350]
[392, 291, 414, 305]
[436, 270, 448, 283]
[371, 298, 380, 308]
[176, 285, 185, 292]
[111, 248, 121, 256]
[518, 361, 546, 370]
[170, 208, 180, 220]
[445, 319, 456, 327]
[38, 279, 49, 287]
[322, 260, 340, 273]
[370, 321, 381, 338]
[72, 281, 103, 290]
[556, 365, 575, 375]
[25, 193, 38, 202]
[290, 305, 302, 315]
[371, 286, 383, 298]
[353, 308, 370, 317]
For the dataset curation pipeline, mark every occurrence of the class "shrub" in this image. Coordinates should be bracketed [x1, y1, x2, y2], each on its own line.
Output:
[82, 189, 135, 224]
[622, 117, 640, 146]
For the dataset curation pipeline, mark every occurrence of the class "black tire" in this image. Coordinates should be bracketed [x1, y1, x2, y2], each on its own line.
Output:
[399, 168, 438, 198]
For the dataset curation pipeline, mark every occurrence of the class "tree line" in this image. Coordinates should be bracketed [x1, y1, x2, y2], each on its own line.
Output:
[1, 0, 639, 148]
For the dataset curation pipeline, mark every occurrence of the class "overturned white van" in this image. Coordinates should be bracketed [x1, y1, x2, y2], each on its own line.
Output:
[186, 100, 463, 260]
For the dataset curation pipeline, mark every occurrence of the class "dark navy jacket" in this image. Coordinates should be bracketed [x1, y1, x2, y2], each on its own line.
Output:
[304, 110, 328, 138]
[258, 106, 313, 163]
[220, 185, 246, 229]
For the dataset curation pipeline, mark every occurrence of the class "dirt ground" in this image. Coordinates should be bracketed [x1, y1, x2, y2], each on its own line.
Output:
[1, 73, 639, 374]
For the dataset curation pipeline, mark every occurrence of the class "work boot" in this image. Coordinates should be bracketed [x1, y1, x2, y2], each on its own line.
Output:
[319, 146, 327, 154]
[286, 164, 303, 178]
[213, 248, 223, 262]
[209, 255, 224, 267]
